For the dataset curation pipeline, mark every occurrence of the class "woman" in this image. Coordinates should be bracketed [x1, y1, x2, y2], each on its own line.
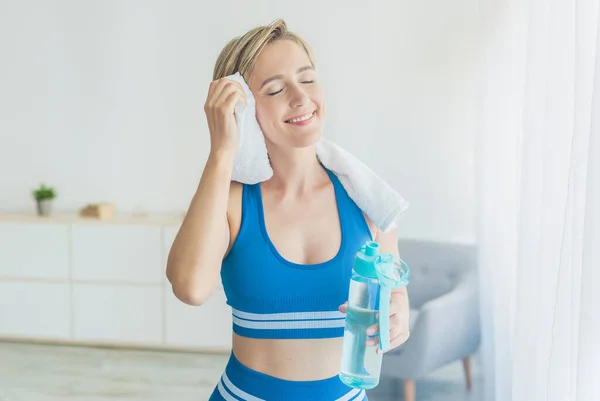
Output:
[166, 19, 410, 400]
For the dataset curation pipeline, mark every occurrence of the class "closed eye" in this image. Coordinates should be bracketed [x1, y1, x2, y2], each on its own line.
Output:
[268, 80, 314, 96]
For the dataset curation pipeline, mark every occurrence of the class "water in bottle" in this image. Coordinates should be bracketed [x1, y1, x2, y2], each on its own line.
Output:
[339, 241, 410, 390]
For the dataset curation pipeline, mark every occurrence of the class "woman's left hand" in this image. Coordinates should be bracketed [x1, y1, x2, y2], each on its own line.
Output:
[338, 286, 410, 353]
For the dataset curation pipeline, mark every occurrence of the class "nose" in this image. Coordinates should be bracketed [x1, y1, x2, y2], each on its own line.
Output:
[288, 84, 309, 108]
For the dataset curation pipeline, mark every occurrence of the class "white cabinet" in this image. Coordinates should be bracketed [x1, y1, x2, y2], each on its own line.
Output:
[0, 282, 70, 339]
[0, 222, 69, 279]
[0, 213, 232, 352]
[72, 224, 163, 283]
[165, 285, 232, 351]
[73, 284, 163, 344]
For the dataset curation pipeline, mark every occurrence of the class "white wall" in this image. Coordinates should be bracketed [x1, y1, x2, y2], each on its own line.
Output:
[0, 0, 477, 243]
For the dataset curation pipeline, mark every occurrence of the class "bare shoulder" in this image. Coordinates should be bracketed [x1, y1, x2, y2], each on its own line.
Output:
[363, 214, 399, 257]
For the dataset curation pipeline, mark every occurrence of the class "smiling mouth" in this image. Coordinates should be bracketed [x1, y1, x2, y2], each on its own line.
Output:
[285, 111, 316, 124]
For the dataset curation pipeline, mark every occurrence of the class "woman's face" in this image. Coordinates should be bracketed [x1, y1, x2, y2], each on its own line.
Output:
[248, 40, 325, 149]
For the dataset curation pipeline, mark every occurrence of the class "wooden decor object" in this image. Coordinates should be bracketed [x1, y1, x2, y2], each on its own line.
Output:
[79, 203, 116, 219]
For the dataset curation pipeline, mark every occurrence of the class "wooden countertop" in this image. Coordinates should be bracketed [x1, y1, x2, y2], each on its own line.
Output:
[0, 211, 184, 226]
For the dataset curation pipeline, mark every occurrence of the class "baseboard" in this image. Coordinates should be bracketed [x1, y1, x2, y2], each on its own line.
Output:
[0, 336, 230, 355]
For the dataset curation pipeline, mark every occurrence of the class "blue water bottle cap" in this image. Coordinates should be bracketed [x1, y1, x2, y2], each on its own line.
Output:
[353, 241, 380, 278]
[364, 241, 379, 256]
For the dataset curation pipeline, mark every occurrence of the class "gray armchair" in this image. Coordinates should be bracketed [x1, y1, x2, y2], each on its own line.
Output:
[380, 239, 480, 401]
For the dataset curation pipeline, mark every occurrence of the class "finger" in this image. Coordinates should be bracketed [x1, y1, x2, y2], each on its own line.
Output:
[227, 82, 246, 105]
[221, 79, 243, 93]
[366, 336, 379, 347]
[222, 90, 245, 114]
[378, 330, 410, 354]
[206, 79, 219, 100]
[338, 302, 348, 313]
[215, 82, 242, 106]
[206, 78, 229, 104]
[209, 79, 242, 107]
[367, 315, 406, 350]
[220, 80, 246, 104]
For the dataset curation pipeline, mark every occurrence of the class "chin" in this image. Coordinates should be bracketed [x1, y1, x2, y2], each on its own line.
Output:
[289, 128, 322, 148]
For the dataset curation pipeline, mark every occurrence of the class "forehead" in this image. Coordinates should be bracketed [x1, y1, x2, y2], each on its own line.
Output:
[250, 40, 312, 82]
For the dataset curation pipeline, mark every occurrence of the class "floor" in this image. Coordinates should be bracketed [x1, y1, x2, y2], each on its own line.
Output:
[0, 341, 483, 401]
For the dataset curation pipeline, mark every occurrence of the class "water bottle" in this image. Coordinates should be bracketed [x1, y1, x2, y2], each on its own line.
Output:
[339, 241, 410, 389]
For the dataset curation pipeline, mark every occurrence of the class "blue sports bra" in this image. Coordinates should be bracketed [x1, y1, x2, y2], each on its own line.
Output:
[220, 169, 373, 339]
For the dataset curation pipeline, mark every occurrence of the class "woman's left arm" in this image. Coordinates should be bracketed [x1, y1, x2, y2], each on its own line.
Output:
[338, 226, 411, 352]
[369, 226, 411, 353]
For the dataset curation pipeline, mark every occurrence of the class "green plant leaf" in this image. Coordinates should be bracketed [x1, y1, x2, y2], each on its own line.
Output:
[32, 183, 57, 200]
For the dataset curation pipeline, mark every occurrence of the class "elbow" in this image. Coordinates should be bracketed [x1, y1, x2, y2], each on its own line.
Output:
[170, 282, 211, 306]
[166, 267, 217, 306]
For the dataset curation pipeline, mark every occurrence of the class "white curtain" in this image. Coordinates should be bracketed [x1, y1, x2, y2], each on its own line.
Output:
[477, 0, 600, 400]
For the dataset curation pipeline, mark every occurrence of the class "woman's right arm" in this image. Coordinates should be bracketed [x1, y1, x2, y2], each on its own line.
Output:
[166, 78, 245, 306]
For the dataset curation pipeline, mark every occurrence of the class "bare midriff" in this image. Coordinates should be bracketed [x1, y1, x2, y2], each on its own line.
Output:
[232, 333, 344, 381]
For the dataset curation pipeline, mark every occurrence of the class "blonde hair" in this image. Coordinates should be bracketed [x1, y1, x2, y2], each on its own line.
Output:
[213, 19, 316, 81]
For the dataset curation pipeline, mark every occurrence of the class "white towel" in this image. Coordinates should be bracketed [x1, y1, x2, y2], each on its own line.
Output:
[230, 73, 273, 184]
[226, 72, 409, 232]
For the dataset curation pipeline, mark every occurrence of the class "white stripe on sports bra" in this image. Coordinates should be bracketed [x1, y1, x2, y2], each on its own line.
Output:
[232, 315, 346, 330]
[231, 308, 346, 321]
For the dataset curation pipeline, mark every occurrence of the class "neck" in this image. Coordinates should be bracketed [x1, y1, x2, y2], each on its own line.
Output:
[265, 142, 324, 194]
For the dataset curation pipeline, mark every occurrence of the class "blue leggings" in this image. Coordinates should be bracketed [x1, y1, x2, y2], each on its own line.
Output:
[209, 352, 368, 401]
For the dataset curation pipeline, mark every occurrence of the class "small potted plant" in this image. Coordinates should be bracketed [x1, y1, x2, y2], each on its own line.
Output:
[32, 183, 56, 216]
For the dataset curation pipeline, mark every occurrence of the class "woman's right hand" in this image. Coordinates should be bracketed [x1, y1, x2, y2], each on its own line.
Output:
[204, 78, 246, 159]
